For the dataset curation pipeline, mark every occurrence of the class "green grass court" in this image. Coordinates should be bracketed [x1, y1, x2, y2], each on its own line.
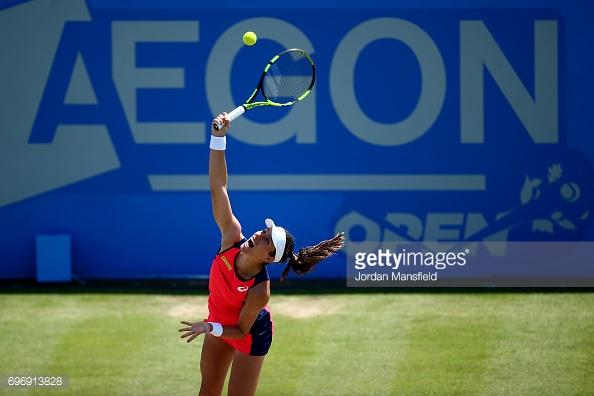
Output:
[0, 281, 593, 395]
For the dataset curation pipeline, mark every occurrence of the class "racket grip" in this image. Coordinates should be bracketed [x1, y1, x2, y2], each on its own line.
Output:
[213, 106, 246, 130]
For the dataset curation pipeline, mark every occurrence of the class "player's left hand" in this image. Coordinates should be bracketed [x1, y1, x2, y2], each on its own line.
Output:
[179, 320, 210, 343]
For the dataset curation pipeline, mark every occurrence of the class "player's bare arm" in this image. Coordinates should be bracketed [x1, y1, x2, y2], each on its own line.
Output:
[210, 113, 242, 250]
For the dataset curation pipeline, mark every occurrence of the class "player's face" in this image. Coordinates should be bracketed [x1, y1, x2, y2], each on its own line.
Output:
[241, 228, 275, 262]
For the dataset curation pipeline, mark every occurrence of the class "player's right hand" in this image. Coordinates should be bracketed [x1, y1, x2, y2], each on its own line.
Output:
[212, 112, 230, 137]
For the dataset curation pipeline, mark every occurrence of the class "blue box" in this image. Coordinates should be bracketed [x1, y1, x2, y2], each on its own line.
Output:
[36, 235, 71, 283]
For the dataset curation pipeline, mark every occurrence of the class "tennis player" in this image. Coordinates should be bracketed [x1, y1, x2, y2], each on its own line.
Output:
[179, 112, 345, 396]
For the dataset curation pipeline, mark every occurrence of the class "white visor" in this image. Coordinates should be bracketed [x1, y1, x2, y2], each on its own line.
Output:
[265, 218, 286, 262]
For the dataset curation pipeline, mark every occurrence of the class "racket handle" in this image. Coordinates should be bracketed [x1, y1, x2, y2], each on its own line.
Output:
[213, 106, 246, 130]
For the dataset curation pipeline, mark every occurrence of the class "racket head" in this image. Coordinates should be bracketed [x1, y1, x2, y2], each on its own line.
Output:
[258, 49, 316, 106]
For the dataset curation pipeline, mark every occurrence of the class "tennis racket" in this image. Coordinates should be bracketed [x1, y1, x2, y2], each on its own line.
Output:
[213, 48, 315, 130]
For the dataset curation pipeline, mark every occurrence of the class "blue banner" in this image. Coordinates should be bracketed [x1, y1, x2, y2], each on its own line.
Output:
[0, 0, 592, 282]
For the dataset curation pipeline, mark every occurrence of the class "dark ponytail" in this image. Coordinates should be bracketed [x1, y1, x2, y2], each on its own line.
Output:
[279, 231, 345, 281]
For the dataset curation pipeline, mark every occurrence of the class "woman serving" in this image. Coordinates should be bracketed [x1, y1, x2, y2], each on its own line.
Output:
[179, 112, 344, 396]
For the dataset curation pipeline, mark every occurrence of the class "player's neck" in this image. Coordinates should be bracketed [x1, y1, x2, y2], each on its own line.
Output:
[236, 253, 264, 280]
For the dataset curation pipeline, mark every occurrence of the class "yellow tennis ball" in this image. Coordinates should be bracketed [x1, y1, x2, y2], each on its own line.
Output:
[243, 31, 257, 46]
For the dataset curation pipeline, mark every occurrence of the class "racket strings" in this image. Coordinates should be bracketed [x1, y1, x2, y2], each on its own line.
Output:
[262, 51, 314, 103]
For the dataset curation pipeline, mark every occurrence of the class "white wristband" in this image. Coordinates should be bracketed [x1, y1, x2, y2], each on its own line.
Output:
[208, 322, 223, 337]
[209, 135, 226, 151]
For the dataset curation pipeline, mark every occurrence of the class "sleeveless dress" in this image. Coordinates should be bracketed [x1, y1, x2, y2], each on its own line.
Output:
[207, 239, 274, 356]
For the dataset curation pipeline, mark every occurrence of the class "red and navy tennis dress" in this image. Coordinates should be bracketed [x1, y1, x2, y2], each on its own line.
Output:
[207, 238, 274, 356]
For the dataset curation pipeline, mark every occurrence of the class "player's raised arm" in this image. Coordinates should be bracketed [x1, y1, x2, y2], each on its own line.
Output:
[209, 113, 242, 247]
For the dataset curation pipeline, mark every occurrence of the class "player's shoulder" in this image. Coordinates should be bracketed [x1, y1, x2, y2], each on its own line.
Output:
[252, 263, 270, 284]
[248, 279, 270, 299]
[218, 237, 246, 255]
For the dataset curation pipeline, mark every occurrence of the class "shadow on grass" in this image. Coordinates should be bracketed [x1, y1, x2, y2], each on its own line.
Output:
[1, 278, 593, 295]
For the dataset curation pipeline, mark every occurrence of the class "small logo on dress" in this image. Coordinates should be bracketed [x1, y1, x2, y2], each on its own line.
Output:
[221, 256, 232, 271]
[237, 286, 249, 292]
